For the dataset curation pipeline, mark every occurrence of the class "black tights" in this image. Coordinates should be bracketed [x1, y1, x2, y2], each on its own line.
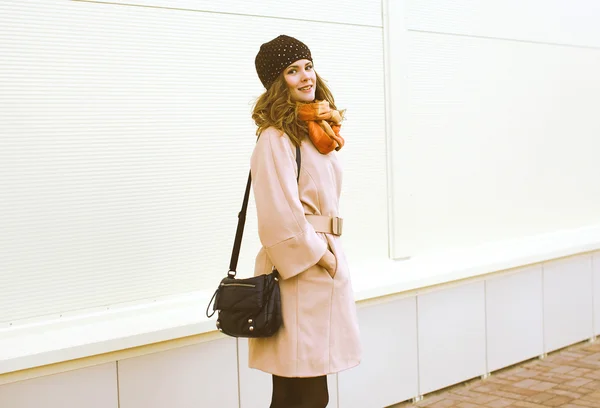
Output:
[270, 375, 329, 408]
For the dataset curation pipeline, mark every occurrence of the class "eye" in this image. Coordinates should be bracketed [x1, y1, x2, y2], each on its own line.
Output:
[287, 68, 297, 75]
[306, 64, 313, 70]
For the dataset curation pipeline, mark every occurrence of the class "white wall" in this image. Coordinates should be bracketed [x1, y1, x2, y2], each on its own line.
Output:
[0, 0, 388, 324]
[3, 0, 600, 345]
[388, 0, 600, 257]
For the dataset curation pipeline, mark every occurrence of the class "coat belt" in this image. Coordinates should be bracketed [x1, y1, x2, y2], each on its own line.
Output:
[305, 215, 343, 236]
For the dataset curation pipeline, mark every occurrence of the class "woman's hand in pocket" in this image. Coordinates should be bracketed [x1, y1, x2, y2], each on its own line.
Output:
[317, 250, 337, 279]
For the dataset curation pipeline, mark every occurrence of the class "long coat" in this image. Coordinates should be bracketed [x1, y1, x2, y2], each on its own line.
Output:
[247, 127, 362, 378]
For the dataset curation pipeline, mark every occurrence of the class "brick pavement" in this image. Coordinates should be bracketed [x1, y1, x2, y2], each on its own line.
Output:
[392, 340, 600, 408]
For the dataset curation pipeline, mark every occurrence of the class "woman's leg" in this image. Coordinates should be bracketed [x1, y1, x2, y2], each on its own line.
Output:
[270, 375, 295, 408]
[271, 375, 329, 408]
[290, 375, 329, 408]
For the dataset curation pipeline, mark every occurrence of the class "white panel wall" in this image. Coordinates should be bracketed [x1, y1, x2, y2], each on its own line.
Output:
[417, 281, 486, 395]
[389, 0, 600, 257]
[486, 266, 544, 372]
[0, 363, 118, 408]
[0, 0, 387, 324]
[543, 255, 594, 353]
[338, 297, 418, 408]
[117, 338, 238, 408]
[237, 339, 272, 408]
[2, 252, 600, 406]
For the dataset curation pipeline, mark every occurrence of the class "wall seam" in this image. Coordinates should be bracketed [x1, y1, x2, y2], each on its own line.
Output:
[116, 360, 121, 408]
[483, 280, 489, 376]
[408, 28, 600, 51]
[541, 264, 547, 355]
[71, 0, 382, 28]
[381, 0, 395, 260]
[591, 255, 596, 338]
[236, 339, 242, 408]
[414, 295, 422, 400]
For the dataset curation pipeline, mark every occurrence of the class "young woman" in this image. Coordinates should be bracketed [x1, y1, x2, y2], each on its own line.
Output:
[249, 35, 362, 408]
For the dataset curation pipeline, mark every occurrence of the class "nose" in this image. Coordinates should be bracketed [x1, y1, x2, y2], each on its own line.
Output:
[300, 68, 310, 82]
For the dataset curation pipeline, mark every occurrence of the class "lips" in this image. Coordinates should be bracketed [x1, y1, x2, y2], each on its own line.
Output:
[298, 84, 313, 91]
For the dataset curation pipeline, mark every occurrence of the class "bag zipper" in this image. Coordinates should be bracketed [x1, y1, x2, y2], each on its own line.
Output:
[221, 283, 256, 288]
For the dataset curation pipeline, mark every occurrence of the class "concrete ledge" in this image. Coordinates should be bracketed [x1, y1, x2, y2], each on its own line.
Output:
[353, 224, 600, 301]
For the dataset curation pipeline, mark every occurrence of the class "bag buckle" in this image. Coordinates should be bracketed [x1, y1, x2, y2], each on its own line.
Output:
[331, 217, 343, 236]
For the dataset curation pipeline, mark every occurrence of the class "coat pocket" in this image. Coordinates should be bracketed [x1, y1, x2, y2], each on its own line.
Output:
[327, 237, 342, 280]
[326, 244, 338, 281]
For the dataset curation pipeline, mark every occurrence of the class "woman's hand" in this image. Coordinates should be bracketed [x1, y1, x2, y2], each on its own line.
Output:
[317, 250, 337, 279]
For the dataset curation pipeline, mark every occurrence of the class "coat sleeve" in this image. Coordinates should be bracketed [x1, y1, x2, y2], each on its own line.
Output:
[251, 130, 328, 280]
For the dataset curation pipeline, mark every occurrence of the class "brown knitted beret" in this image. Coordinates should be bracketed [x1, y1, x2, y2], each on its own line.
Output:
[255, 35, 313, 90]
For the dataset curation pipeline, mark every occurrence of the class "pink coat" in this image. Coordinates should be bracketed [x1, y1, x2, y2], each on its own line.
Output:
[248, 127, 362, 378]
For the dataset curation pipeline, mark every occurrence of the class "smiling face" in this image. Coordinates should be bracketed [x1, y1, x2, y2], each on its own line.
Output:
[283, 59, 317, 103]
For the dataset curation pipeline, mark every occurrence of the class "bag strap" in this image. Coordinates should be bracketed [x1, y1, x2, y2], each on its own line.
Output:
[227, 142, 301, 277]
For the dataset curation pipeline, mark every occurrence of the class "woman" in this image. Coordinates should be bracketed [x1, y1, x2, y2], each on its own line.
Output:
[249, 35, 362, 408]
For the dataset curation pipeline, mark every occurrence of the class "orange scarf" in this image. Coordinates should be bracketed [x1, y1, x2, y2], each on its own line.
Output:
[297, 100, 344, 154]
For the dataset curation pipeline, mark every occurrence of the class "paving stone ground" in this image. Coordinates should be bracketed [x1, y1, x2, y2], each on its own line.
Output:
[391, 340, 600, 408]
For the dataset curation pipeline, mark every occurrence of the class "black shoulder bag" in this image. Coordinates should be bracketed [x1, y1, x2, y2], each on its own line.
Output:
[205, 143, 301, 338]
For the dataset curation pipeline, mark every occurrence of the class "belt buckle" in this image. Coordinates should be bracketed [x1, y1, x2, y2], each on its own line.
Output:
[331, 217, 343, 236]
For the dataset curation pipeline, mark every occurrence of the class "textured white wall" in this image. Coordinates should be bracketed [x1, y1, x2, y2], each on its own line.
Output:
[389, 0, 600, 257]
[4, 0, 599, 326]
[0, 0, 387, 323]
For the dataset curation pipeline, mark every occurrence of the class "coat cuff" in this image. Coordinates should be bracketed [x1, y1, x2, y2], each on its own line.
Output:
[265, 226, 328, 280]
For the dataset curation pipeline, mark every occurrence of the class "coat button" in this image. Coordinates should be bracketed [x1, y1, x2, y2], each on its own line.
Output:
[249, 326, 254, 331]
[248, 319, 253, 323]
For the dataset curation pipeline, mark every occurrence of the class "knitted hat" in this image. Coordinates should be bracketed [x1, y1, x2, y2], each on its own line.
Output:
[255, 35, 313, 90]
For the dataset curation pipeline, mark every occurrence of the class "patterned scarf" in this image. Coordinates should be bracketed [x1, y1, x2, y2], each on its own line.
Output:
[297, 100, 344, 154]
